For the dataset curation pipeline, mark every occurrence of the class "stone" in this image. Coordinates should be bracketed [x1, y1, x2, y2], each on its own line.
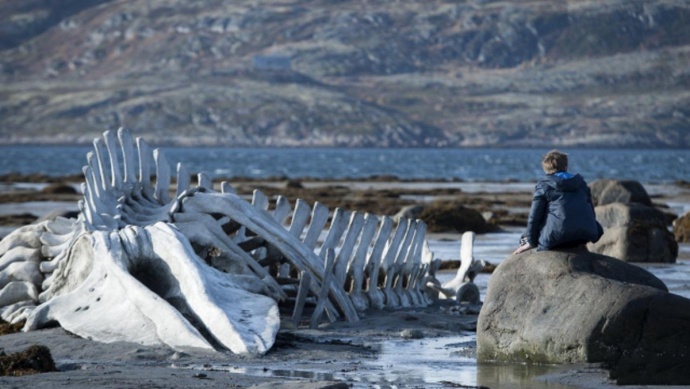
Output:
[400, 329, 424, 339]
[588, 202, 677, 263]
[413, 202, 498, 234]
[589, 179, 652, 206]
[477, 249, 690, 385]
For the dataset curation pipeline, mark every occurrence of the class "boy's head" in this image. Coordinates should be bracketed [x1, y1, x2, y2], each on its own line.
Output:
[542, 150, 568, 174]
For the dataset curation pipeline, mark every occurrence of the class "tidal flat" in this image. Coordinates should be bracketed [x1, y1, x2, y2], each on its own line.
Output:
[0, 177, 689, 388]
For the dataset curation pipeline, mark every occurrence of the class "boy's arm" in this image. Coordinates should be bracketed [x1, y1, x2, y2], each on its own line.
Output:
[586, 186, 596, 212]
[525, 186, 547, 247]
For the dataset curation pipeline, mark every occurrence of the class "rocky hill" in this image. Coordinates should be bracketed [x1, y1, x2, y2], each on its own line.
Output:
[1, 0, 689, 147]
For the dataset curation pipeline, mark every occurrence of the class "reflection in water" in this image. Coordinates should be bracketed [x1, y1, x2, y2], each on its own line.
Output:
[271, 369, 335, 380]
[181, 341, 594, 388]
[371, 335, 477, 386]
[477, 362, 585, 389]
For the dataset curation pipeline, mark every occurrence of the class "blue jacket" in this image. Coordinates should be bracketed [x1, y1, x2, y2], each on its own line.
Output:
[525, 172, 603, 251]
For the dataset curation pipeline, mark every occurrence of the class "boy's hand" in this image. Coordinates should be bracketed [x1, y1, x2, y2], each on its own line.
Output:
[513, 243, 533, 254]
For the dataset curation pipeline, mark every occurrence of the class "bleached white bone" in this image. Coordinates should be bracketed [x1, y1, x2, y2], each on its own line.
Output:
[172, 212, 286, 301]
[364, 216, 394, 310]
[220, 181, 236, 194]
[291, 270, 311, 325]
[180, 192, 359, 322]
[0, 281, 38, 307]
[0, 127, 444, 355]
[378, 219, 408, 307]
[176, 163, 191, 198]
[395, 220, 424, 307]
[273, 196, 292, 226]
[0, 246, 41, 271]
[443, 231, 480, 290]
[345, 213, 378, 311]
[310, 249, 337, 328]
[198, 172, 213, 190]
[400, 222, 427, 306]
[385, 219, 416, 308]
[40, 229, 73, 247]
[334, 212, 365, 287]
[30, 224, 279, 354]
[252, 190, 269, 211]
[427, 231, 483, 304]
[0, 261, 43, 289]
[44, 217, 78, 235]
[302, 201, 330, 249]
[154, 149, 171, 203]
[0, 300, 35, 323]
[117, 128, 137, 188]
[0, 227, 43, 253]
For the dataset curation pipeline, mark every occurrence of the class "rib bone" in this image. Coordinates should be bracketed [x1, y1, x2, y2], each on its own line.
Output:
[0, 128, 464, 354]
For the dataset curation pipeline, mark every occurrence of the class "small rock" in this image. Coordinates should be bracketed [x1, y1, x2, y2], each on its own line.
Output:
[285, 179, 303, 189]
[400, 329, 424, 339]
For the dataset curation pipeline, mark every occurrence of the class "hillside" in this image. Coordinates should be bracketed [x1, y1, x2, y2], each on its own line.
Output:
[1, 0, 689, 147]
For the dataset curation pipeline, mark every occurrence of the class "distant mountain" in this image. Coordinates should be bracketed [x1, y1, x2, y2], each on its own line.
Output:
[1, 0, 689, 147]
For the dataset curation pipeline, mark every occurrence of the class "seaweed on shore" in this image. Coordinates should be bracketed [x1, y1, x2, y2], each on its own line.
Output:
[0, 345, 57, 376]
[0, 320, 23, 336]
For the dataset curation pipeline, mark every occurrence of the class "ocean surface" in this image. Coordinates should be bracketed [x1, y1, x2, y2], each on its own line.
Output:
[2, 145, 690, 184]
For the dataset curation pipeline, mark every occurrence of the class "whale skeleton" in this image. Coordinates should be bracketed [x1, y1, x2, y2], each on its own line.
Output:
[0, 128, 480, 354]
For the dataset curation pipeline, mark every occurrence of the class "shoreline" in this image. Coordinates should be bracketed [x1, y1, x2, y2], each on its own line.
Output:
[0, 301, 621, 389]
[0, 178, 688, 388]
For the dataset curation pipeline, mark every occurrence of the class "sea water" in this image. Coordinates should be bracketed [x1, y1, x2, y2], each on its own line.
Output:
[1, 146, 690, 184]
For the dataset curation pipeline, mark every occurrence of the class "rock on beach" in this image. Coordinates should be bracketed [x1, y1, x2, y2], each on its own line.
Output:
[589, 179, 652, 207]
[589, 202, 678, 263]
[477, 248, 690, 385]
[587, 179, 678, 263]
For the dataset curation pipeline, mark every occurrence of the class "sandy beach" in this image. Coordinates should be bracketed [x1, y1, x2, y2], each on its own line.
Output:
[0, 177, 689, 388]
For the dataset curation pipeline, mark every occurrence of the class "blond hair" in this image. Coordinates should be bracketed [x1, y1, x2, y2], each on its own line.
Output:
[542, 150, 568, 174]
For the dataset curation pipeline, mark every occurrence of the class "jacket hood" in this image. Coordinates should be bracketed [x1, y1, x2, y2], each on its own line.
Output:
[539, 172, 586, 192]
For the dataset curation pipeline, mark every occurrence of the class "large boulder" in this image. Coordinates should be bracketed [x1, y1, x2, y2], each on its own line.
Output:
[477, 249, 690, 385]
[395, 201, 498, 234]
[589, 179, 652, 206]
[588, 202, 677, 263]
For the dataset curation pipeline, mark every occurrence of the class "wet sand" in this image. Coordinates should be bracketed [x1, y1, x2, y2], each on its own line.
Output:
[0, 301, 480, 389]
[0, 177, 689, 388]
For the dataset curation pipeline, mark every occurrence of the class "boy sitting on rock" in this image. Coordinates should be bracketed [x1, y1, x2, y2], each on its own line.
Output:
[514, 150, 603, 254]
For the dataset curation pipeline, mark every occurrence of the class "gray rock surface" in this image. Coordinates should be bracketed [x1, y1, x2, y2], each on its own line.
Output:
[588, 202, 677, 263]
[477, 248, 690, 385]
[395, 202, 498, 234]
[589, 179, 652, 206]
